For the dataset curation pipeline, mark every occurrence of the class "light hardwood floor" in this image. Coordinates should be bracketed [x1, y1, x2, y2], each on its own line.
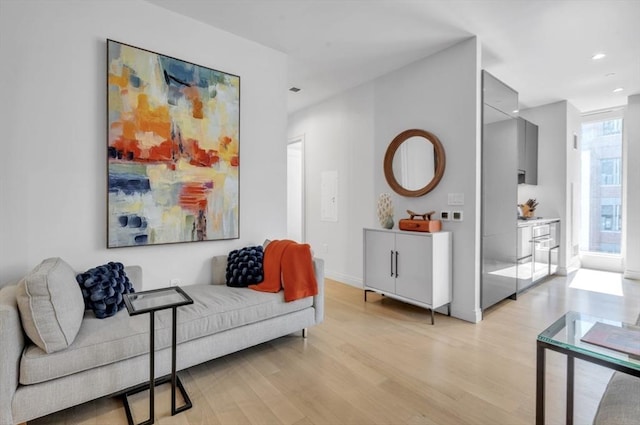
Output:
[30, 269, 640, 425]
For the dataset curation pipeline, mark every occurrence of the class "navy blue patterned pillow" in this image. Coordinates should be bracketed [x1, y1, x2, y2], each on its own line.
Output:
[76, 262, 134, 319]
[226, 245, 264, 287]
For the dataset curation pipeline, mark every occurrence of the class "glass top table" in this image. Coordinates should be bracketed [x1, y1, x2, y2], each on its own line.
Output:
[536, 311, 640, 425]
[122, 287, 194, 425]
[123, 286, 193, 315]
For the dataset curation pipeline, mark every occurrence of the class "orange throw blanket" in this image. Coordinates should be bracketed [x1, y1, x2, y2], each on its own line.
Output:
[249, 240, 318, 302]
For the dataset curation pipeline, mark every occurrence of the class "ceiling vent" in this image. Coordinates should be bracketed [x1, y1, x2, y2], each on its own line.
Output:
[289, 87, 301, 93]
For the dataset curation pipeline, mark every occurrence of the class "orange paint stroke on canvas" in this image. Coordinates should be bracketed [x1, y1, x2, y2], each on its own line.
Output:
[183, 139, 220, 167]
[110, 136, 223, 166]
[135, 94, 171, 139]
[179, 182, 211, 212]
[217, 136, 239, 166]
[111, 137, 142, 160]
[183, 86, 204, 119]
[109, 67, 130, 89]
[148, 140, 175, 161]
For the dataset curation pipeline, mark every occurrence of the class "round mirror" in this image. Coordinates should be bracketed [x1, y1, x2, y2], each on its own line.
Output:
[384, 129, 445, 197]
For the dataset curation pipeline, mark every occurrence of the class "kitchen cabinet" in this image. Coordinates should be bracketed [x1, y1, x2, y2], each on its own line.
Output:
[517, 219, 560, 292]
[363, 228, 452, 324]
[517, 117, 538, 185]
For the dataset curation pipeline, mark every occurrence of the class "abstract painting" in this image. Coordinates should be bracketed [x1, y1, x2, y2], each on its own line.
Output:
[107, 40, 240, 248]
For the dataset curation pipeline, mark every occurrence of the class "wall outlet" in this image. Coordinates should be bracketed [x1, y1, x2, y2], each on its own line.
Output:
[441, 211, 450, 221]
[169, 278, 181, 287]
[452, 211, 463, 221]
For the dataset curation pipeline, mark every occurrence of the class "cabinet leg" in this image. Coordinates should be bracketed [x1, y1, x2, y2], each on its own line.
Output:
[364, 289, 376, 302]
[430, 309, 435, 325]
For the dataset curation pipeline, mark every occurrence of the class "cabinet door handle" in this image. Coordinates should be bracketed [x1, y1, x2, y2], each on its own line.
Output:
[395, 251, 399, 277]
[390, 250, 394, 277]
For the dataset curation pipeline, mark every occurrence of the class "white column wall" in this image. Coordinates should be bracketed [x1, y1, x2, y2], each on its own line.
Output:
[373, 38, 481, 322]
[624, 94, 640, 279]
[565, 102, 582, 271]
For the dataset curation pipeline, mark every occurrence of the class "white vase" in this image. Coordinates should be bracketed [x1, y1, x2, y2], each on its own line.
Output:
[376, 193, 394, 229]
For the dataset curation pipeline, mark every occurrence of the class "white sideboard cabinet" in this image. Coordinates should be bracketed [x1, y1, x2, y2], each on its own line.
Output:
[363, 228, 452, 324]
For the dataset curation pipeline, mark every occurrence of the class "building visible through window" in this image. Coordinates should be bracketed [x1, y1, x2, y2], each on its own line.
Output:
[580, 117, 623, 254]
[600, 158, 621, 185]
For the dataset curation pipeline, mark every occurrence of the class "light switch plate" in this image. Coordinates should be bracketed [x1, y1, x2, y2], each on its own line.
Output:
[448, 193, 464, 206]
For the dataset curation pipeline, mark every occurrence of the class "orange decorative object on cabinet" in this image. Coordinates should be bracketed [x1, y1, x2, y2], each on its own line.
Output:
[398, 210, 442, 233]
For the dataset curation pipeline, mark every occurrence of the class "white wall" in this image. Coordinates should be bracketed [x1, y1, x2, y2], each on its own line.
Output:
[518, 101, 578, 274]
[0, 0, 288, 288]
[565, 102, 582, 271]
[624, 94, 640, 279]
[289, 38, 482, 322]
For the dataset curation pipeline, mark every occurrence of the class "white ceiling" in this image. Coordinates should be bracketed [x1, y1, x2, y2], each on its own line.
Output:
[147, 0, 640, 114]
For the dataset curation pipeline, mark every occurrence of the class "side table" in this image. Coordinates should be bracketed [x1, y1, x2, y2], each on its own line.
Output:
[123, 286, 194, 425]
[536, 311, 640, 425]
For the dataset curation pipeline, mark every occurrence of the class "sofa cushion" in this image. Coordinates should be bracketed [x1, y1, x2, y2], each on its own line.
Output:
[16, 258, 85, 354]
[76, 262, 134, 318]
[20, 284, 313, 384]
[593, 372, 640, 425]
[226, 246, 264, 287]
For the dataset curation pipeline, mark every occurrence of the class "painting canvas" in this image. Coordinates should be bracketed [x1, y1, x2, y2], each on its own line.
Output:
[107, 40, 240, 248]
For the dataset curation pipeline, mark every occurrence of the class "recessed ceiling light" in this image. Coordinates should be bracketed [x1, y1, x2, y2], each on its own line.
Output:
[592, 53, 606, 60]
[512, 109, 519, 114]
[289, 87, 301, 93]
[613, 87, 624, 93]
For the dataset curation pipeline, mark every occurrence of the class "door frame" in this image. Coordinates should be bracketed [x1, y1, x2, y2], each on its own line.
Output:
[287, 135, 306, 242]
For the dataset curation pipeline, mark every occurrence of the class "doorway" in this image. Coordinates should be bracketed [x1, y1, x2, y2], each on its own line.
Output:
[287, 136, 305, 242]
[579, 111, 624, 271]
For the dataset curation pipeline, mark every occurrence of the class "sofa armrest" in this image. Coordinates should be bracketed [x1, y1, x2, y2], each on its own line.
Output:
[124, 265, 143, 292]
[0, 285, 26, 425]
[211, 256, 228, 285]
[312, 257, 325, 325]
[210, 254, 324, 323]
[210, 254, 323, 324]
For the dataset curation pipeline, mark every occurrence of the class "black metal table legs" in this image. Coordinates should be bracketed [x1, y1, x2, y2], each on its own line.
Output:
[536, 343, 545, 425]
[122, 308, 192, 425]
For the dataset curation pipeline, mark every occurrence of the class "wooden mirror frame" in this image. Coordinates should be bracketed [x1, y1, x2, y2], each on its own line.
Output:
[383, 129, 446, 197]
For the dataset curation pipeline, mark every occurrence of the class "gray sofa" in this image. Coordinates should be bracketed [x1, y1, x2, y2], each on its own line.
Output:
[0, 255, 324, 425]
[592, 314, 640, 425]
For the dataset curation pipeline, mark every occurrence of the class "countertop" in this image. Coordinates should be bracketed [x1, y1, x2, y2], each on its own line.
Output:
[517, 217, 560, 227]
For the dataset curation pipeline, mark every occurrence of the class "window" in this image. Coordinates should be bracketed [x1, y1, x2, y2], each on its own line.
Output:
[600, 158, 621, 185]
[600, 202, 621, 232]
[602, 119, 622, 135]
[601, 205, 613, 231]
[580, 117, 623, 254]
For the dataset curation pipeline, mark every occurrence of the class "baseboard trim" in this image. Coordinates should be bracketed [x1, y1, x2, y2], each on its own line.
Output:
[454, 308, 482, 323]
[623, 269, 640, 281]
[325, 270, 362, 288]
